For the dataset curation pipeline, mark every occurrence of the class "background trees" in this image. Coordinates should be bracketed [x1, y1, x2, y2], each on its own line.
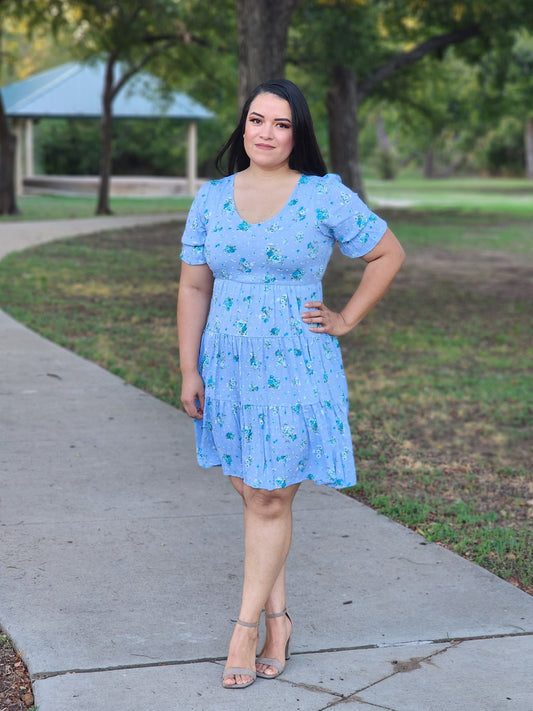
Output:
[54, 0, 224, 214]
[476, 29, 533, 178]
[0, 0, 66, 214]
[291, 0, 533, 196]
[1, 0, 533, 216]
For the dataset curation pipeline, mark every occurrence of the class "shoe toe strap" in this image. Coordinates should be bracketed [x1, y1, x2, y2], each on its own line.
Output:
[256, 657, 283, 673]
[223, 667, 256, 679]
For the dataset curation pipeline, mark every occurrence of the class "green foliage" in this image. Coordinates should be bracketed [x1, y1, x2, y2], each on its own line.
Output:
[4, 0, 533, 190]
[36, 120, 99, 175]
[35, 118, 205, 176]
[291, 1, 533, 180]
[473, 116, 525, 176]
[374, 146, 398, 180]
[3, 0, 238, 181]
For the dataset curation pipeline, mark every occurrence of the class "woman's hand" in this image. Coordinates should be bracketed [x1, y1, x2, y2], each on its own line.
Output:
[301, 301, 352, 336]
[302, 229, 405, 337]
[181, 370, 206, 420]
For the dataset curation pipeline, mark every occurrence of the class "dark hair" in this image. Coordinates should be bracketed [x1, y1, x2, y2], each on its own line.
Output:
[216, 79, 327, 177]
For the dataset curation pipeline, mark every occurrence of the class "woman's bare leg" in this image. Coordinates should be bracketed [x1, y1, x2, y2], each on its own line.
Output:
[223, 477, 299, 687]
[255, 563, 293, 676]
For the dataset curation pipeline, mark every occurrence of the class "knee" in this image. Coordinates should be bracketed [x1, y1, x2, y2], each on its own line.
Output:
[243, 488, 290, 520]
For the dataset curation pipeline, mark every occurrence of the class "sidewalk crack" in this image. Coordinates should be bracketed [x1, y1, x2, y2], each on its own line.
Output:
[315, 643, 457, 710]
[31, 631, 532, 681]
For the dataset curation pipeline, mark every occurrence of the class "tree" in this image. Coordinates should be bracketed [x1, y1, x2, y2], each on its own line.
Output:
[235, 0, 303, 109]
[294, 0, 533, 197]
[0, 92, 17, 214]
[368, 52, 478, 179]
[0, 0, 65, 215]
[482, 29, 533, 178]
[58, 0, 215, 214]
[0, 17, 17, 214]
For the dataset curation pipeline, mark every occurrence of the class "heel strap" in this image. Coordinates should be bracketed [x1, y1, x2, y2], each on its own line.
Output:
[236, 618, 260, 628]
[265, 609, 287, 619]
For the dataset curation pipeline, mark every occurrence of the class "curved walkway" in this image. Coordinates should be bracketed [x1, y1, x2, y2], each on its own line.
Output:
[0, 216, 532, 710]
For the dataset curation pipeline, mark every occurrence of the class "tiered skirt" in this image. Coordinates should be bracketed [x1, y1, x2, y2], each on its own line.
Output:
[194, 278, 357, 490]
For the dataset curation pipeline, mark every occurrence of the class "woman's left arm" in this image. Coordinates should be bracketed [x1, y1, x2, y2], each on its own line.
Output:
[301, 228, 405, 336]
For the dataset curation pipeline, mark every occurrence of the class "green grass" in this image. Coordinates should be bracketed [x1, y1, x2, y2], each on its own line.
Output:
[0, 223, 184, 405]
[367, 175, 533, 217]
[378, 209, 533, 252]
[0, 198, 531, 593]
[0, 194, 192, 221]
[2, 175, 533, 222]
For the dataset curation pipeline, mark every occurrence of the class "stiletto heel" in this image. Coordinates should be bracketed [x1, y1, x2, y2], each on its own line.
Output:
[256, 609, 292, 679]
[222, 618, 260, 689]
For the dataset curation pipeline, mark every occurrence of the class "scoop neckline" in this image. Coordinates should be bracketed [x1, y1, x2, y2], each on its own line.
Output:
[231, 173, 304, 226]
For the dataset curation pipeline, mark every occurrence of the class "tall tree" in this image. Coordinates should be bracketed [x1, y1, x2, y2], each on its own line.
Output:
[0, 92, 17, 214]
[482, 29, 533, 178]
[61, 0, 215, 214]
[235, 0, 303, 109]
[369, 52, 478, 179]
[0, 0, 65, 215]
[294, 0, 533, 197]
[0, 17, 17, 214]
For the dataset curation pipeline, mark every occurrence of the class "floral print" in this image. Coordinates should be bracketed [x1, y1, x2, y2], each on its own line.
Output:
[180, 173, 387, 490]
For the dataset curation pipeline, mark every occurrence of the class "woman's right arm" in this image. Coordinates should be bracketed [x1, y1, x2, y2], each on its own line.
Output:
[177, 262, 214, 419]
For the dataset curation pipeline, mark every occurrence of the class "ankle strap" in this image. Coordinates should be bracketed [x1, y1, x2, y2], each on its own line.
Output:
[236, 618, 260, 628]
[265, 609, 287, 619]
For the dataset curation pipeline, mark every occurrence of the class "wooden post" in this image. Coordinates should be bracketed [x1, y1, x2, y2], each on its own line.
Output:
[14, 121, 23, 195]
[187, 121, 197, 196]
[25, 119, 34, 177]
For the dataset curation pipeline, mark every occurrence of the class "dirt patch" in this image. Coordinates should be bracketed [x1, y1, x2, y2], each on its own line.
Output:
[0, 631, 34, 710]
[396, 247, 533, 300]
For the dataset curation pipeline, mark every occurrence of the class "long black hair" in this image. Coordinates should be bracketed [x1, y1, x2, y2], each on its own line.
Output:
[216, 79, 327, 177]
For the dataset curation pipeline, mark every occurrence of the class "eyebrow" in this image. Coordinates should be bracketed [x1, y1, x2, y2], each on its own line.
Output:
[250, 111, 292, 123]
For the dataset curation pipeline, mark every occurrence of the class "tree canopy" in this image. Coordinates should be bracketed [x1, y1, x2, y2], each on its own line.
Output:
[2, 0, 533, 214]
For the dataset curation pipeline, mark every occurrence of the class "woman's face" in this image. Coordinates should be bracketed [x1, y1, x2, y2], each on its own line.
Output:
[243, 92, 294, 171]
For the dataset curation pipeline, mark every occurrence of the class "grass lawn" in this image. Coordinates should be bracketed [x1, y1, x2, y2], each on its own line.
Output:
[0, 179, 531, 593]
[1, 175, 531, 222]
[368, 175, 533, 217]
[0, 194, 191, 221]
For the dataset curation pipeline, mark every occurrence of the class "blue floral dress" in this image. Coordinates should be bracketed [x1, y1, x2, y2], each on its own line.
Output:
[180, 173, 387, 490]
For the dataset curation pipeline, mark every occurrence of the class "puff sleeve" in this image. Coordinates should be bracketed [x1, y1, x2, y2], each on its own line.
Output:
[316, 174, 387, 258]
[180, 182, 211, 265]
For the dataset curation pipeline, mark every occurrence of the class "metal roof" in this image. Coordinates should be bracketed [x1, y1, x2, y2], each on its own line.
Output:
[1, 62, 214, 120]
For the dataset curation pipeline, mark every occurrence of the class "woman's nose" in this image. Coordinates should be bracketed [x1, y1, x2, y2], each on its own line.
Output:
[260, 123, 274, 139]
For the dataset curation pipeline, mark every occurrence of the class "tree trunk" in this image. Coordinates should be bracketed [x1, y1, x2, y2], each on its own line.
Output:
[326, 65, 366, 200]
[0, 94, 19, 215]
[327, 26, 481, 202]
[525, 116, 533, 180]
[424, 148, 436, 178]
[96, 57, 115, 215]
[375, 114, 396, 180]
[235, 0, 301, 110]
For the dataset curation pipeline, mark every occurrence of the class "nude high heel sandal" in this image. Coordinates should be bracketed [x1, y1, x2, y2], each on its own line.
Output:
[255, 609, 292, 679]
[222, 618, 259, 689]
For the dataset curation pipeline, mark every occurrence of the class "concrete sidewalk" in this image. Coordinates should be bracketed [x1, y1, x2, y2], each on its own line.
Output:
[1, 216, 532, 711]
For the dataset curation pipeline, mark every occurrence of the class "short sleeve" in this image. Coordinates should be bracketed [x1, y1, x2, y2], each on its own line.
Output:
[180, 183, 211, 265]
[317, 174, 387, 258]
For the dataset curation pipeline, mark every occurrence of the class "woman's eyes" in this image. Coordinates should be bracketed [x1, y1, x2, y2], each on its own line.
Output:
[248, 118, 291, 129]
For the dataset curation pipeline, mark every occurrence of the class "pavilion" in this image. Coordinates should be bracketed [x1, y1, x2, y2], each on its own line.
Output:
[1, 61, 214, 196]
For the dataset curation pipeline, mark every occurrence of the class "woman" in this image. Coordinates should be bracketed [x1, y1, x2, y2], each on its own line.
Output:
[177, 79, 405, 689]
